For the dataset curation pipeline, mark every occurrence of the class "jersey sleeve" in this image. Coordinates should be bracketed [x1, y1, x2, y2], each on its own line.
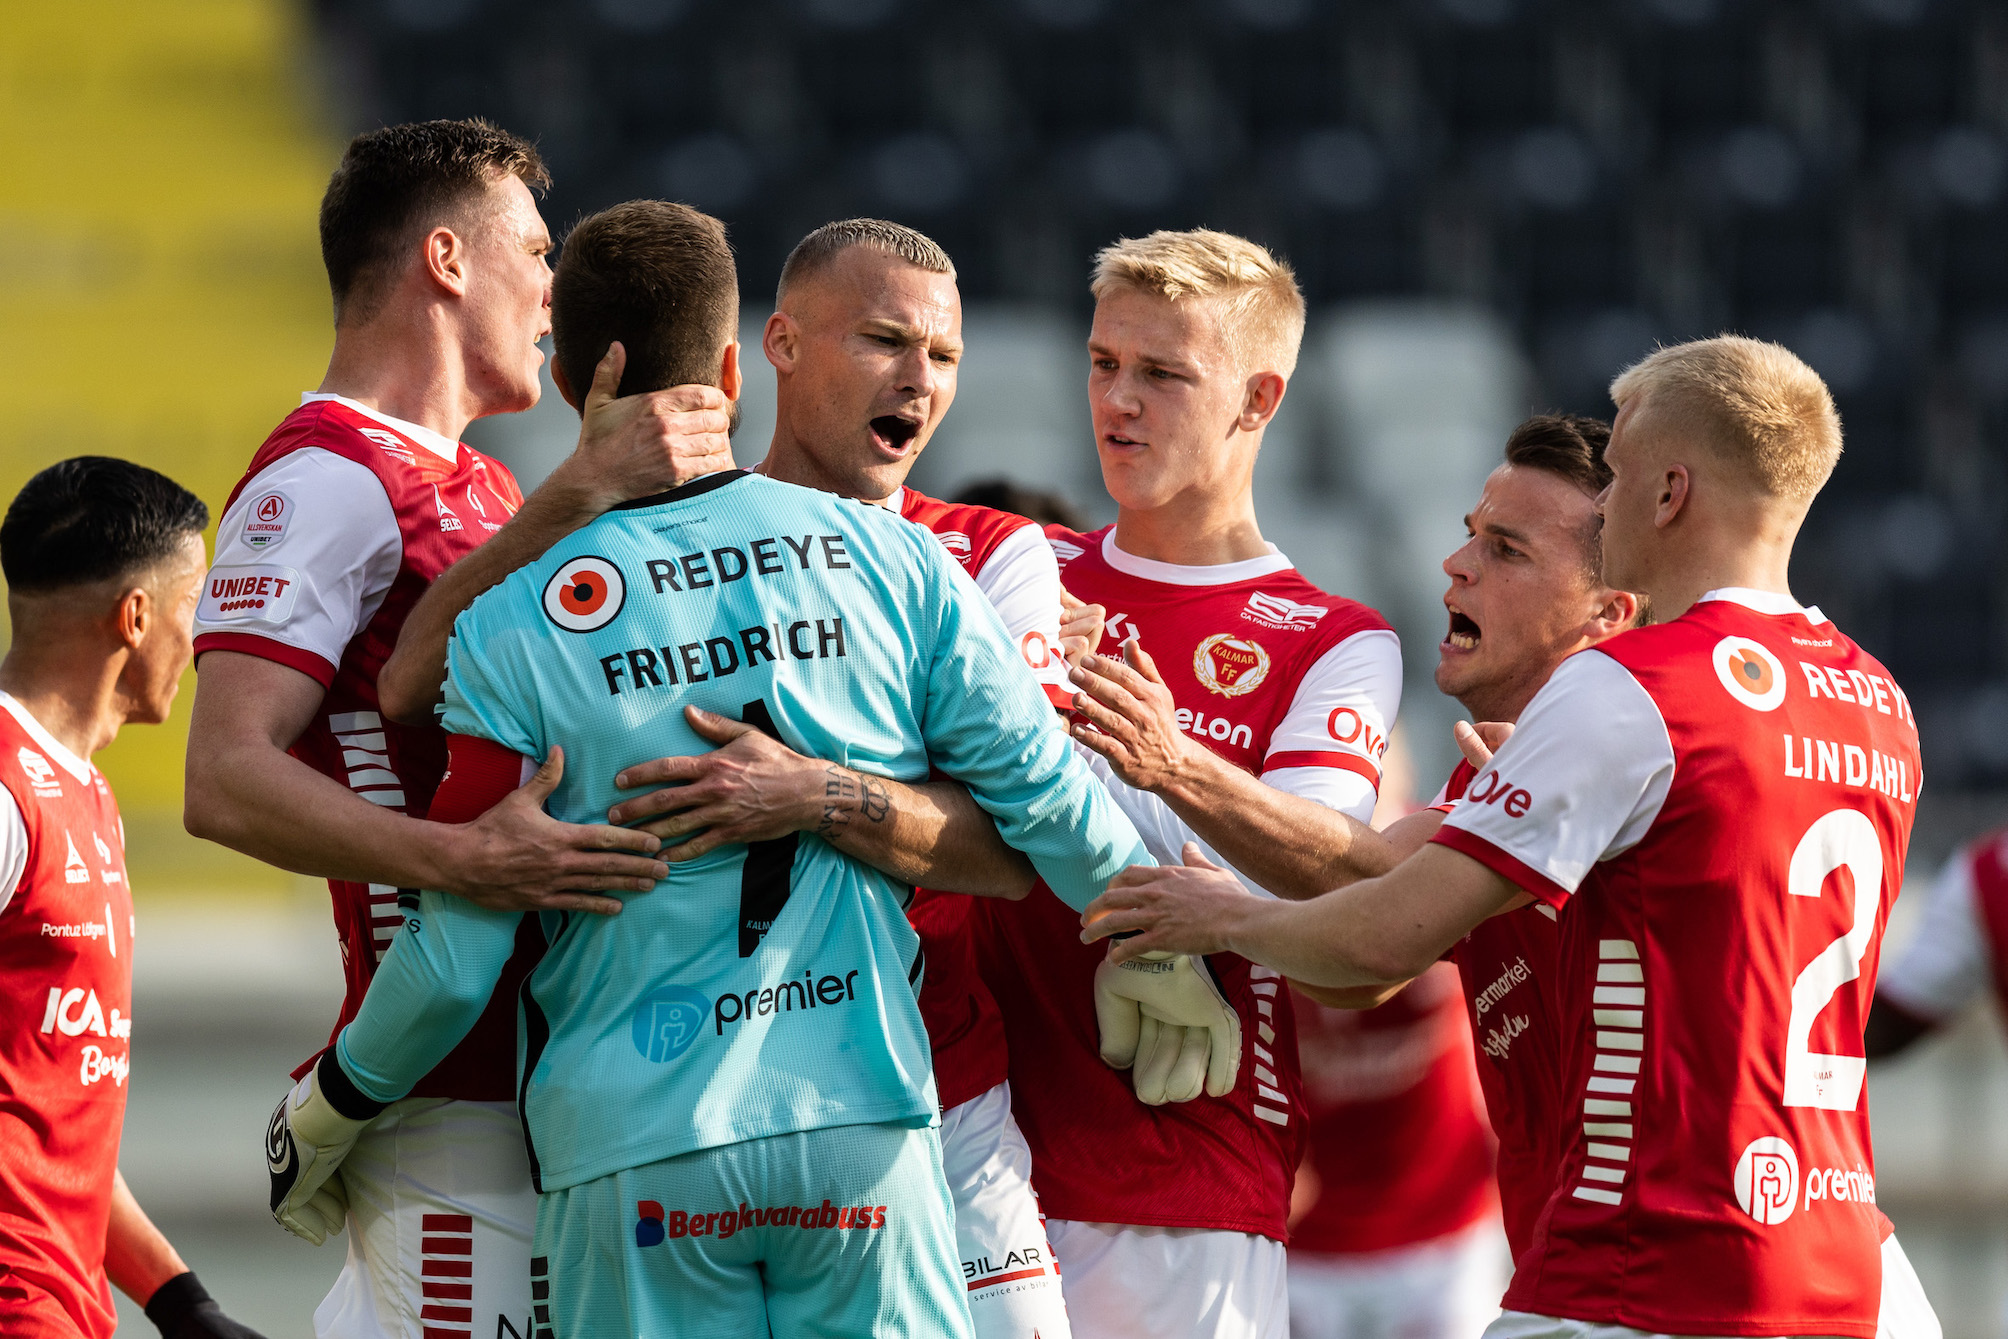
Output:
[1876, 845, 1992, 1021]
[1259, 628, 1402, 822]
[972, 521, 1072, 709]
[0, 789, 28, 916]
[334, 734, 533, 1103]
[192, 449, 403, 687]
[913, 537, 1154, 912]
[439, 591, 545, 759]
[1431, 650, 1675, 907]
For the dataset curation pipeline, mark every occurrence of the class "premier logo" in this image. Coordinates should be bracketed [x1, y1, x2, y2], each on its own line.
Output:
[628, 969, 862, 1062]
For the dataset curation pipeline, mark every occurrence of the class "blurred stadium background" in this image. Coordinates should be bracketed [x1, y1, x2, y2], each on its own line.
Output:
[2, 0, 2005, 1333]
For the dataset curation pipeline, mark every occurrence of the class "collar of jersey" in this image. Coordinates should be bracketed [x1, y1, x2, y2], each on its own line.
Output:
[611, 469, 751, 511]
[1099, 530, 1293, 586]
[300, 393, 462, 465]
[0, 692, 94, 783]
[1697, 586, 1828, 626]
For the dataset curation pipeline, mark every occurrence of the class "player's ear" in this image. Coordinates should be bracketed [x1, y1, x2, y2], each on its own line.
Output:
[719, 340, 743, 403]
[1238, 371, 1287, 433]
[1594, 588, 1642, 635]
[113, 585, 150, 652]
[763, 311, 798, 375]
[421, 225, 469, 298]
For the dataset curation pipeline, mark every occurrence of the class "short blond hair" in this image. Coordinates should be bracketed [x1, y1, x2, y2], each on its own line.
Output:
[1609, 335, 1842, 502]
[1091, 229, 1307, 378]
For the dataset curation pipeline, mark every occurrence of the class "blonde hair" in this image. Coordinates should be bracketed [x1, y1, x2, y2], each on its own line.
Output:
[1609, 335, 1842, 503]
[1091, 229, 1307, 377]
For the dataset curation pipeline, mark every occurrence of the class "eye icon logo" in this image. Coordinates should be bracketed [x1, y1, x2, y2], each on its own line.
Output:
[543, 556, 626, 633]
[1733, 1136, 1799, 1226]
[1712, 636, 1787, 711]
[631, 985, 711, 1062]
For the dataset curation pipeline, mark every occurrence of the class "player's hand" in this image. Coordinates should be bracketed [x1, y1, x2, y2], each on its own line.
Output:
[554, 342, 735, 515]
[1082, 843, 1261, 962]
[265, 1055, 377, 1246]
[1093, 948, 1242, 1104]
[1067, 639, 1199, 792]
[439, 747, 668, 916]
[1059, 588, 1106, 665]
[145, 1272, 271, 1339]
[1452, 719, 1514, 770]
[609, 707, 827, 859]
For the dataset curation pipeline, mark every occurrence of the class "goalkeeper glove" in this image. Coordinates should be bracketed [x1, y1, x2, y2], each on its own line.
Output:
[265, 1048, 383, 1244]
[1094, 948, 1242, 1104]
[145, 1272, 270, 1339]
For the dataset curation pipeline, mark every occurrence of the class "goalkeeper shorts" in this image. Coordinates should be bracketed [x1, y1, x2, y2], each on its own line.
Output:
[532, 1120, 972, 1339]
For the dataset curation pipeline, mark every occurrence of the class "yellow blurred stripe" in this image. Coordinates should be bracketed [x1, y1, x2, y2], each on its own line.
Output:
[0, 1, 337, 896]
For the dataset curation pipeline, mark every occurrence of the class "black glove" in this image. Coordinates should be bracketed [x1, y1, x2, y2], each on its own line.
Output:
[145, 1272, 270, 1339]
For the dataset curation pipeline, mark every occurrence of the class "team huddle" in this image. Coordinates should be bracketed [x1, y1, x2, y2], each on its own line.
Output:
[0, 116, 1937, 1339]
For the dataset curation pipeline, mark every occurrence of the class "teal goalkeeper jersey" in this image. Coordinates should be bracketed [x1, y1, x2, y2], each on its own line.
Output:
[336, 471, 1151, 1191]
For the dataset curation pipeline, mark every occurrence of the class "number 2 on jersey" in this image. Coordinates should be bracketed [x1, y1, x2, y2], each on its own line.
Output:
[1783, 808, 1883, 1111]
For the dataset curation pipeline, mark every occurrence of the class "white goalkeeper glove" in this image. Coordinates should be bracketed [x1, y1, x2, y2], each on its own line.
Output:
[265, 1050, 383, 1244]
[1094, 948, 1242, 1105]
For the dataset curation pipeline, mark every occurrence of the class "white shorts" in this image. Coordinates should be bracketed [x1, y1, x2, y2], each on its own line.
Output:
[314, 1098, 537, 1339]
[1288, 1215, 1511, 1339]
[1046, 1218, 1288, 1339]
[1876, 1235, 1940, 1339]
[1482, 1235, 1940, 1339]
[940, 1082, 1072, 1339]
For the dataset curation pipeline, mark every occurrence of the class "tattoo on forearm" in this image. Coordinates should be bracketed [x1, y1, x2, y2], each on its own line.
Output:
[815, 767, 892, 839]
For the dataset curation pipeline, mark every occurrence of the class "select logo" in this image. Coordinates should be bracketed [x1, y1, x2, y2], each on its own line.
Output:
[542, 556, 626, 633]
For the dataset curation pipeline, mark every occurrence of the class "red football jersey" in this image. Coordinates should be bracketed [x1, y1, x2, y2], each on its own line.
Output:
[982, 524, 1398, 1238]
[0, 698, 132, 1338]
[1437, 757, 1567, 1265]
[1289, 964, 1498, 1256]
[193, 395, 531, 1101]
[1434, 590, 1919, 1338]
[896, 488, 1066, 1110]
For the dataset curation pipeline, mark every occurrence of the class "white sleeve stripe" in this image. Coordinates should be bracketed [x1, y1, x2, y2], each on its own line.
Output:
[0, 787, 28, 916]
[1260, 627, 1402, 772]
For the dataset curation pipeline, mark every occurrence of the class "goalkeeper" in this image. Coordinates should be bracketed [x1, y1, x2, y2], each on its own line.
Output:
[266, 200, 1152, 1339]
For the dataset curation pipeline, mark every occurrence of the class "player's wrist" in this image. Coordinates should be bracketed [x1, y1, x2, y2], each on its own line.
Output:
[1156, 736, 1223, 808]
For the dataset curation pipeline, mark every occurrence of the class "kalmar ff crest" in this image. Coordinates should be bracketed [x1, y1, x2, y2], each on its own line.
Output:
[1193, 633, 1271, 698]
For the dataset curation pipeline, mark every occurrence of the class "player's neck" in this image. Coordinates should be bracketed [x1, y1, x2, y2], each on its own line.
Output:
[755, 432, 900, 507]
[0, 646, 125, 760]
[319, 319, 482, 444]
[1112, 494, 1267, 568]
[1645, 546, 1797, 624]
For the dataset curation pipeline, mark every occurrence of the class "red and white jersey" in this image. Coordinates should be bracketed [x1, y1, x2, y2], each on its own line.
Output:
[1434, 758, 1567, 1266]
[192, 393, 531, 1101]
[1290, 964, 1498, 1257]
[894, 487, 1067, 1111]
[981, 524, 1399, 1239]
[0, 695, 132, 1339]
[1432, 589, 1920, 1338]
[1876, 829, 2008, 1024]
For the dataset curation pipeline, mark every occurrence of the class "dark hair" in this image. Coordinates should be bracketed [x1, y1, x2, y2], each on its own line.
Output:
[1503, 413, 1612, 495]
[2, 458, 208, 594]
[552, 200, 739, 400]
[777, 218, 954, 304]
[320, 118, 550, 325]
[950, 479, 1089, 532]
